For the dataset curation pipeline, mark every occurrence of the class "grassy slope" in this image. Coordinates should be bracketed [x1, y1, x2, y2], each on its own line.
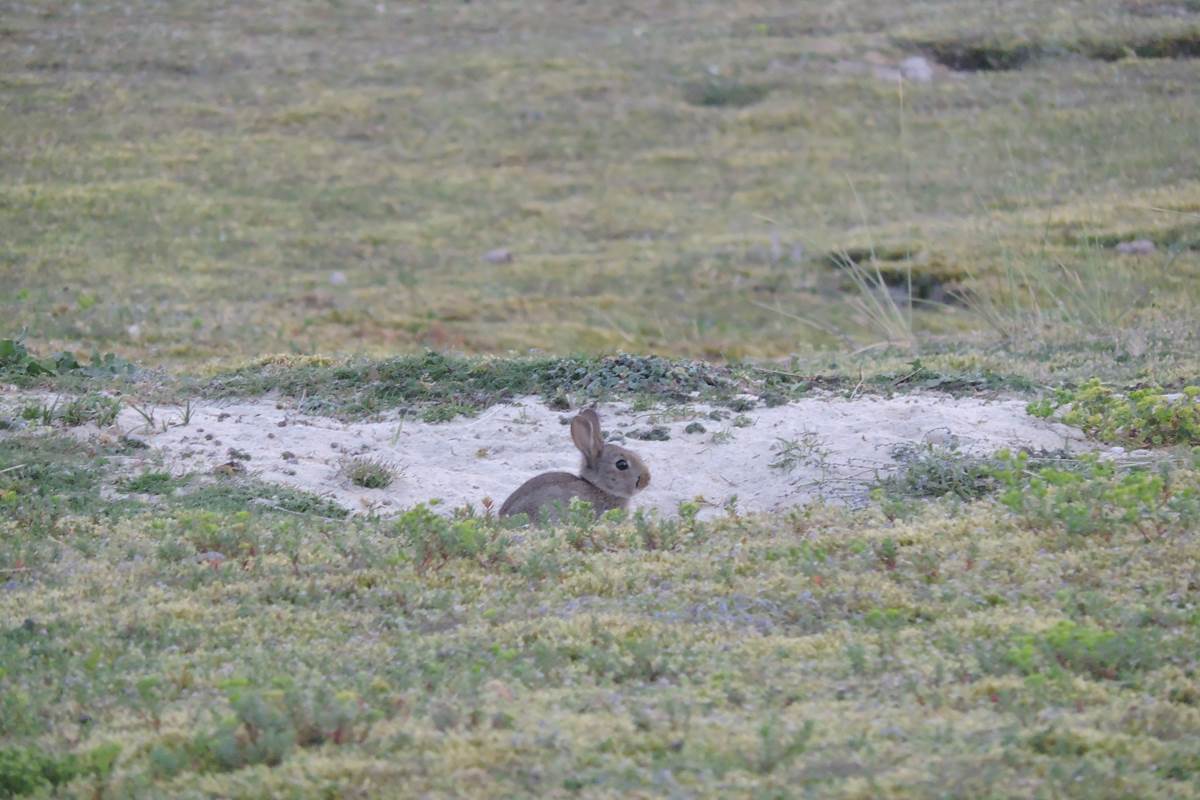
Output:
[4, 1, 1200, 797]
[2, 0, 1198, 364]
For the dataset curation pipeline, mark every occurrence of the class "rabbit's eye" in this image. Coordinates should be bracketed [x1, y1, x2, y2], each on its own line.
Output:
[615, 458, 629, 471]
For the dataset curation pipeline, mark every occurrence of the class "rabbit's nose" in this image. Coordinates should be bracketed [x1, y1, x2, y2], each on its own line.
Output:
[637, 471, 650, 490]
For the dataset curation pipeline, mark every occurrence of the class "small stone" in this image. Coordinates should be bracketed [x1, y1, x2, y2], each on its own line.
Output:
[900, 56, 934, 83]
[483, 248, 513, 264]
[329, 270, 348, 286]
[923, 428, 956, 446]
[276, 420, 287, 427]
[1115, 239, 1155, 255]
[685, 422, 707, 434]
[281, 451, 296, 461]
[217, 412, 231, 421]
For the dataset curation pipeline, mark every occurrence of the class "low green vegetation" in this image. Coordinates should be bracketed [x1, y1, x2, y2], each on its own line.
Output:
[996, 449, 1200, 541]
[204, 351, 745, 419]
[1030, 379, 1200, 448]
[872, 442, 1008, 504]
[0, 337, 136, 382]
[5, 0, 1200, 796]
[0, 742, 121, 799]
[0, 432, 347, 576]
[339, 455, 399, 490]
[1, 463, 1198, 796]
[118, 471, 186, 496]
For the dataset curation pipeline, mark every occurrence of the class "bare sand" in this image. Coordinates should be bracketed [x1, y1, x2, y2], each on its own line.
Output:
[8, 391, 1088, 518]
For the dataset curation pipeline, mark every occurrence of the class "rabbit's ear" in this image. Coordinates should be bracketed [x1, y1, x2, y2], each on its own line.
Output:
[571, 410, 603, 466]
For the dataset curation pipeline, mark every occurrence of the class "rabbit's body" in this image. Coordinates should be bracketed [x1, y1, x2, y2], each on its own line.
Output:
[499, 409, 649, 524]
[498, 472, 628, 519]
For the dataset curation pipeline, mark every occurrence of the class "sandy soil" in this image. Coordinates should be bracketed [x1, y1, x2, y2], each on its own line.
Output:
[5, 391, 1089, 518]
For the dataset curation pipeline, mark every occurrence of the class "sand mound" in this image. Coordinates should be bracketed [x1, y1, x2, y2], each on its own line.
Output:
[35, 392, 1087, 518]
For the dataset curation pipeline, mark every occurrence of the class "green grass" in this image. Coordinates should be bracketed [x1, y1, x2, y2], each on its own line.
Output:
[0, 429, 346, 535]
[2, 1, 1198, 366]
[339, 455, 398, 490]
[118, 470, 185, 496]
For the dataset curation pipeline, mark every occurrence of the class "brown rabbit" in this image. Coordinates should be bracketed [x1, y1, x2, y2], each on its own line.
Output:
[499, 409, 650, 524]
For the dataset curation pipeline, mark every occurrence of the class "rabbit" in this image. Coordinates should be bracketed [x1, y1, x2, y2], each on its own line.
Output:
[499, 408, 650, 524]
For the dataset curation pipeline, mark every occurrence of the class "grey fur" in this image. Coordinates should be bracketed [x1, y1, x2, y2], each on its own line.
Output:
[499, 409, 650, 524]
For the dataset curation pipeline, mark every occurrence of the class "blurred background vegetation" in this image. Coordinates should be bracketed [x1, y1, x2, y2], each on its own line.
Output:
[2, 0, 1197, 371]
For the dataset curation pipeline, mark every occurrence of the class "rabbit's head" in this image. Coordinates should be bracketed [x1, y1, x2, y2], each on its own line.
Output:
[571, 409, 650, 499]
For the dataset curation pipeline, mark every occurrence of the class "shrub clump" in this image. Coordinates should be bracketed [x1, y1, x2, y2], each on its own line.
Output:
[339, 456, 398, 489]
[148, 684, 368, 778]
[0, 336, 135, 380]
[994, 450, 1200, 540]
[1029, 379, 1200, 447]
[1004, 620, 1160, 682]
[0, 743, 120, 798]
[394, 504, 511, 574]
[874, 443, 1002, 501]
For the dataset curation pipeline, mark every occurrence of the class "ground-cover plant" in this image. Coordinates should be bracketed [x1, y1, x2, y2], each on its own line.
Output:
[12, 391, 123, 429]
[1003, 620, 1161, 684]
[994, 449, 1200, 540]
[0, 742, 121, 799]
[769, 432, 831, 474]
[205, 352, 743, 419]
[338, 455, 398, 489]
[0, 434, 119, 571]
[148, 682, 370, 778]
[57, 393, 123, 428]
[873, 442, 1004, 502]
[0, 472, 1197, 796]
[170, 479, 349, 519]
[118, 470, 187, 495]
[1029, 379, 1200, 447]
[0, 337, 135, 381]
[394, 503, 512, 574]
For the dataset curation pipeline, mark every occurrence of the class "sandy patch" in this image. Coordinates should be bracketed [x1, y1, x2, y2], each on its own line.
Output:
[5, 392, 1089, 518]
